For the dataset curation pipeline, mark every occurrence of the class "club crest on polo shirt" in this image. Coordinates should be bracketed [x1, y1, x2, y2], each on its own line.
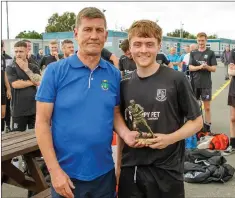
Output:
[101, 80, 109, 90]
[156, 89, 167, 102]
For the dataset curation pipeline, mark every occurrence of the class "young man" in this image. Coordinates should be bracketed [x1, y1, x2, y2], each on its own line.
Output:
[61, 39, 75, 58]
[117, 20, 203, 198]
[39, 40, 63, 70]
[35, 7, 139, 198]
[22, 39, 39, 66]
[189, 32, 217, 132]
[6, 41, 41, 132]
[119, 39, 136, 77]
[223, 48, 235, 155]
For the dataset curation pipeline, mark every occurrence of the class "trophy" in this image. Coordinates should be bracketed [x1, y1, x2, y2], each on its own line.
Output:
[125, 100, 156, 145]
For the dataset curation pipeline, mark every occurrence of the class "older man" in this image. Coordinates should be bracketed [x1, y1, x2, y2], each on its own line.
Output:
[35, 7, 139, 198]
[167, 47, 181, 71]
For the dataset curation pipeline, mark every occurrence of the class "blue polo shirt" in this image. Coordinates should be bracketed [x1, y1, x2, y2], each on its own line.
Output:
[167, 54, 180, 71]
[35, 54, 121, 181]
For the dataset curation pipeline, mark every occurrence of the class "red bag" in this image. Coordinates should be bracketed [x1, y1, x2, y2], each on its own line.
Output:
[209, 134, 229, 150]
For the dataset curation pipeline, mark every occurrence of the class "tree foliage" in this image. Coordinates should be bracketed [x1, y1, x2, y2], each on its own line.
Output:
[167, 29, 218, 39]
[15, 30, 42, 39]
[45, 12, 76, 32]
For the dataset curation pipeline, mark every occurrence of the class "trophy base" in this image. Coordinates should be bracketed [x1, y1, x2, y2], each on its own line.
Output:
[136, 137, 156, 145]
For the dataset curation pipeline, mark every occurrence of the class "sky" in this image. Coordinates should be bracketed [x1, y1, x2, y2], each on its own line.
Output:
[1, 1, 235, 40]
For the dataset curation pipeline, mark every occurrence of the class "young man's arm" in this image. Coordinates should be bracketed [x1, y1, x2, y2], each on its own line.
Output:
[35, 64, 75, 198]
[16, 59, 42, 86]
[4, 72, 11, 99]
[6, 65, 34, 89]
[114, 106, 140, 147]
[24, 66, 42, 86]
[188, 52, 203, 71]
[202, 51, 217, 72]
[11, 80, 34, 89]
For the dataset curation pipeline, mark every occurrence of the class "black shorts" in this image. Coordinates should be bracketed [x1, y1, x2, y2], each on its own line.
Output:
[118, 166, 185, 198]
[228, 95, 235, 108]
[193, 88, 212, 101]
[12, 115, 36, 132]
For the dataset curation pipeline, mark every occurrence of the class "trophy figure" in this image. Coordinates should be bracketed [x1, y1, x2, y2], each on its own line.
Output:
[125, 100, 155, 144]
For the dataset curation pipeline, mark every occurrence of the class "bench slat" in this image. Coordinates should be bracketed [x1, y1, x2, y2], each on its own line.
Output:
[32, 188, 51, 198]
[2, 133, 36, 148]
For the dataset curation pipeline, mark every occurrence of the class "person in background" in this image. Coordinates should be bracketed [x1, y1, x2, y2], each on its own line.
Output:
[101, 48, 119, 68]
[21, 39, 39, 66]
[167, 47, 181, 71]
[223, 48, 235, 155]
[1, 41, 7, 129]
[36, 49, 44, 62]
[6, 41, 41, 132]
[189, 32, 217, 133]
[182, 44, 198, 74]
[61, 39, 75, 58]
[40, 40, 63, 71]
[1, 40, 12, 133]
[119, 39, 136, 77]
[221, 45, 231, 80]
[180, 45, 190, 72]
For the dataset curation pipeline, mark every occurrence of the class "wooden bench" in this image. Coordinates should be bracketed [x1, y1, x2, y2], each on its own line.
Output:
[32, 188, 51, 198]
[1, 131, 48, 193]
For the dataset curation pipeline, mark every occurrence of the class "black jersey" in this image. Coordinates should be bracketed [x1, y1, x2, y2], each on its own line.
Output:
[119, 55, 136, 76]
[189, 49, 217, 88]
[120, 65, 201, 179]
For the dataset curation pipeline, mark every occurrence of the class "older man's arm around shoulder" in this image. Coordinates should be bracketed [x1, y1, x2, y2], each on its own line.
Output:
[35, 64, 75, 198]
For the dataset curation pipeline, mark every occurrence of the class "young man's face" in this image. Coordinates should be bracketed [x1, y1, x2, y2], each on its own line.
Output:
[14, 46, 27, 60]
[197, 36, 207, 49]
[49, 44, 58, 55]
[63, 43, 74, 57]
[129, 36, 160, 68]
[74, 17, 108, 56]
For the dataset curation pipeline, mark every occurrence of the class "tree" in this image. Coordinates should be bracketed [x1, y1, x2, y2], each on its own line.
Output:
[208, 34, 218, 39]
[15, 30, 42, 39]
[167, 29, 190, 38]
[167, 29, 218, 39]
[45, 12, 76, 32]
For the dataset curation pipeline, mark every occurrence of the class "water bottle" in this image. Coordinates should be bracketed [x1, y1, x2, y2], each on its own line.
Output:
[12, 157, 19, 168]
